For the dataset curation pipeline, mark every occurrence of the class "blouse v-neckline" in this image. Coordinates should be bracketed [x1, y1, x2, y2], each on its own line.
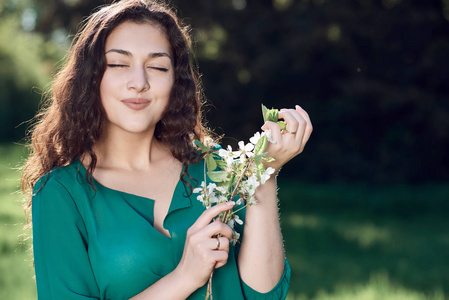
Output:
[76, 159, 191, 239]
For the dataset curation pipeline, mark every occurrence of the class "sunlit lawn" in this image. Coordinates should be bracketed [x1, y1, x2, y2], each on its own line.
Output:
[0, 144, 36, 299]
[279, 182, 449, 300]
[0, 144, 447, 300]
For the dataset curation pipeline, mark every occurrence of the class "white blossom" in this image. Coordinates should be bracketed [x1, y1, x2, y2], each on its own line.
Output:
[215, 194, 228, 204]
[264, 129, 276, 144]
[238, 174, 260, 206]
[245, 175, 260, 192]
[192, 181, 205, 194]
[215, 185, 228, 194]
[261, 167, 275, 184]
[193, 182, 223, 208]
[231, 230, 240, 245]
[218, 145, 244, 167]
[196, 194, 204, 203]
[238, 140, 254, 152]
[227, 213, 243, 228]
[251, 130, 276, 145]
[238, 141, 255, 158]
[206, 183, 217, 194]
[233, 214, 243, 225]
[245, 194, 257, 206]
[229, 145, 242, 157]
[218, 148, 228, 158]
[249, 132, 262, 145]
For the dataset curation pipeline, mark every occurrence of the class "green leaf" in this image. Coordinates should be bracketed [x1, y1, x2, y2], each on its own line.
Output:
[206, 155, 217, 171]
[215, 160, 228, 170]
[261, 156, 275, 162]
[194, 139, 208, 152]
[254, 152, 268, 160]
[254, 154, 264, 162]
[277, 121, 287, 130]
[211, 152, 222, 160]
[262, 104, 268, 122]
[256, 159, 265, 171]
[262, 104, 279, 123]
[262, 105, 287, 130]
[254, 160, 265, 180]
[207, 171, 229, 182]
[268, 110, 279, 122]
[254, 135, 268, 156]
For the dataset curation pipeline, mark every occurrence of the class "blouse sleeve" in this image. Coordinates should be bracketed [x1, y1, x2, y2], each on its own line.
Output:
[32, 175, 100, 300]
[240, 258, 291, 300]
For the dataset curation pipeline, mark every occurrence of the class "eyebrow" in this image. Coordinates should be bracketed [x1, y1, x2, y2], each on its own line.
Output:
[105, 49, 172, 60]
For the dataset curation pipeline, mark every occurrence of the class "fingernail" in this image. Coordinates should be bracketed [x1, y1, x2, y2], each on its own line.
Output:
[296, 105, 302, 110]
[227, 201, 235, 206]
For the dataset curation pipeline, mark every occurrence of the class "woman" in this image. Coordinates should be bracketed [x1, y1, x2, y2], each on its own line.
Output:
[21, 0, 312, 299]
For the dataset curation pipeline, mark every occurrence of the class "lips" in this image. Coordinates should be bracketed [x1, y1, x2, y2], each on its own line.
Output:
[121, 98, 151, 111]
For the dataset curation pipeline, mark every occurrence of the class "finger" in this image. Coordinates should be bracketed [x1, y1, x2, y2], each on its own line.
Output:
[261, 121, 282, 143]
[280, 109, 307, 145]
[212, 250, 229, 269]
[295, 105, 312, 125]
[278, 109, 303, 136]
[219, 237, 230, 253]
[193, 201, 235, 228]
[210, 236, 230, 251]
[205, 221, 233, 240]
[295, 105, 313, 148]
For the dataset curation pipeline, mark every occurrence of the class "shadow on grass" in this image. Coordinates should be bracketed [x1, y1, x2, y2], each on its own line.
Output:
[278, 181, 449, 298]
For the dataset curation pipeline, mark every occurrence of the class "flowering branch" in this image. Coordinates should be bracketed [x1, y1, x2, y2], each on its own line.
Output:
[194, 105, 282, 300]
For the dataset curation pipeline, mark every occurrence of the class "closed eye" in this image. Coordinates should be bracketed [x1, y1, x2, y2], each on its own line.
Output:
[107, 64, 128, 68]
[150, 67, 169, 72]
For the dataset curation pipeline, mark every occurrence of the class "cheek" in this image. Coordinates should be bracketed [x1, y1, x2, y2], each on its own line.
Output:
[159, 73, 174, 91]
[100, 72, 114, 92]
[99, 74, 115, 113]
[99, 74, 109, 100]
[99, 72, 121, 105]
[166, 80, 174, 96]
[155, 76, 174, 100]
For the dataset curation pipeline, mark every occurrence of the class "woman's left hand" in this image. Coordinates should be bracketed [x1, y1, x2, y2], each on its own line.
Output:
[261, 105, 313, 173]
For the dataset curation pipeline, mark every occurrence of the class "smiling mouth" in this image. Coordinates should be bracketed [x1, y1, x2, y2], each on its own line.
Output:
[121, 98, 151, 111]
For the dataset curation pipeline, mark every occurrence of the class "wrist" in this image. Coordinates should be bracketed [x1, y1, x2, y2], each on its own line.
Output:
[252, 176, 277, 206]
[171, 266, 200, 296]
[258, 175, 277, 191]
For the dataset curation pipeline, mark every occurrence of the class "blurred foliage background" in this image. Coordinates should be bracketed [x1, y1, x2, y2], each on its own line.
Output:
[1, 0, 448, 299]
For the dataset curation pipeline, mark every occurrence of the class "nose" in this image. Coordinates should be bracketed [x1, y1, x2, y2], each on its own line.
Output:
[127, 67, 150, 92]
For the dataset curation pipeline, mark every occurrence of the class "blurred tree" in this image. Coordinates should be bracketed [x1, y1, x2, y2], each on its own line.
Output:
[2, 0, 448, 184]
[172, 0, 449, 184]
[0, 1, 63, 141]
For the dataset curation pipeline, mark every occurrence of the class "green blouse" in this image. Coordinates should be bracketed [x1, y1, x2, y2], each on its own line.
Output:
[32, 159, 290, 300]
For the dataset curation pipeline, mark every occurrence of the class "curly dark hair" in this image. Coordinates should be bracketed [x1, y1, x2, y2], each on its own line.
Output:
[21, 0, 213, 215]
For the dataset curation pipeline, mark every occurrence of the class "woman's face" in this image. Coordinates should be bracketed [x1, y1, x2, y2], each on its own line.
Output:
[100, 21, 174, 136]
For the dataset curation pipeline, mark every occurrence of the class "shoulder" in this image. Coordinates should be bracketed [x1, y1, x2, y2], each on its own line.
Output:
[33, 160, 91, 202]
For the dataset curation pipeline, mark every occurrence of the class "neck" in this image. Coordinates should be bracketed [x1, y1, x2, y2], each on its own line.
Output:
[92, 125, 170, 171]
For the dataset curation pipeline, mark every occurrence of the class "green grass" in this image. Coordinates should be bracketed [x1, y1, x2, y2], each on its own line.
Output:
[278, 181, 449, 300]
[0, 143, 447, 299]
[0, 143, 37, 299]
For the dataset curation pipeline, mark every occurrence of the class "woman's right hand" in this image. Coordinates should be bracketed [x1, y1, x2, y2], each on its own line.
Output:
[175, 201, 235, 290]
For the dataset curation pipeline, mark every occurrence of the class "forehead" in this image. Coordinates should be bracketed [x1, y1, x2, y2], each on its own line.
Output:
[105, 21, 171, 54]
